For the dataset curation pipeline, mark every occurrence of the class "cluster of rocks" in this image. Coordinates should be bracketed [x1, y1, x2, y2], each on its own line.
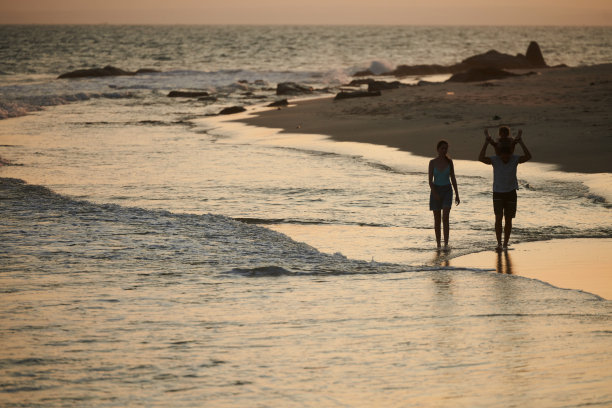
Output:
[355, 41, 561, 83]
[165, 81, 310, 115]
[167, 90, 218, 102]
[167, 80, 325, 114]
[57, 42, 555, 114]
[215, 82, 331, 114]
[57, 65, 308, 115]
[330, 41, 561, 99]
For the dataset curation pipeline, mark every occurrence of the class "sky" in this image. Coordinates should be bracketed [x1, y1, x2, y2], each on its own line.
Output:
[0, 0, 611, 26]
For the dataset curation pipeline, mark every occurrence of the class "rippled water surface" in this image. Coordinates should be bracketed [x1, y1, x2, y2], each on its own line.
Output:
[2, 175, 611, 407]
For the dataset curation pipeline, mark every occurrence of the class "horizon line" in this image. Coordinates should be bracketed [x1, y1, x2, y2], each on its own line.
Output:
[1, 22, 611, 27]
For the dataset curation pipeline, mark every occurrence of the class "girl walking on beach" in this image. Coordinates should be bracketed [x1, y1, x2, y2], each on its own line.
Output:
[428, 140, 460, 249]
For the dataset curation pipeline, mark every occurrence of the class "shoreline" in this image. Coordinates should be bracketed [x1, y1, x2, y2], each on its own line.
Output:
[239, 64, 612, 174]
[234, 64, 612, 299]
[2, 175, 610, 299]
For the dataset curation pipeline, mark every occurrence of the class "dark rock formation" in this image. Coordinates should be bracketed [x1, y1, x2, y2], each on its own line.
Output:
[218, 106, 246, 115]
[369, 42, 550, 78]
[446, 68, 519, 83]
[59, 66, 130, 79]
[276, 82, 314, 95]
[368, 81, 403, 92]
[460, 50, 533, 70]
[525, 41, 547, 68]
[334, 90, 381, 100]
[386, 64, 454, 77]
[58, 65, 160, 79]
[135, 68, 160, 74]
[268, 99, 289, 107]
[347, 78, 404, 92]
[168, 91, 210, 98]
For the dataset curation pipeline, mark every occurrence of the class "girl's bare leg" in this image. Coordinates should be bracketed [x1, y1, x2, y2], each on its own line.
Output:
[433, 210, 442, 248]
[442, 208, 451, 246]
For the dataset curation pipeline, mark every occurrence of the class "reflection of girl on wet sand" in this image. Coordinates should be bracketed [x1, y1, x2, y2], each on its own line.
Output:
[428, 140, 460, 249]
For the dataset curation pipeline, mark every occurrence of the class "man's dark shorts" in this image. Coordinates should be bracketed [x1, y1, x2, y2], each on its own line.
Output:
[493, 190, 517, 218]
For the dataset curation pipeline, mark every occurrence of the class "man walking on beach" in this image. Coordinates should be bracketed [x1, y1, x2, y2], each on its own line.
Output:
[478, 128, 532, 250]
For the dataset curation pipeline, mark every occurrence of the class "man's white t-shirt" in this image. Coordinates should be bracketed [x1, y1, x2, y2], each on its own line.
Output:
[489, 155, 520, 193]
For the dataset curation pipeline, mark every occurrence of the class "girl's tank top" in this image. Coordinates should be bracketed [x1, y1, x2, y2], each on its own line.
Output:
[433, 165, 451, 186]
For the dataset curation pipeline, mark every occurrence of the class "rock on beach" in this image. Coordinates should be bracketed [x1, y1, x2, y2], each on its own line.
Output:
[58, 65, 160, 79]
[167, 91, 210, 98]
[268, 99, 289, 107]
[446, 67, 519, 82]
[218, 106, 246, 115]
[276, 82, 314, 96]
[347, 79, 405, 92]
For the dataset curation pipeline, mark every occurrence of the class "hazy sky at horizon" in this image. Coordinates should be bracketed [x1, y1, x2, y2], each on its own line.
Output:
[1, 0, 611, 26]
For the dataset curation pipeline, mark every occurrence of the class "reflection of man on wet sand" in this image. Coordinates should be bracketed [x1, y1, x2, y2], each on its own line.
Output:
[478, 127, 532, 251]
[497, 250, 513, 275]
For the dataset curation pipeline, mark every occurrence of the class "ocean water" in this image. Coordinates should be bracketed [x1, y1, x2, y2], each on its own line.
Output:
[2, 25, 612, 119]
[1, 25, 611, 407]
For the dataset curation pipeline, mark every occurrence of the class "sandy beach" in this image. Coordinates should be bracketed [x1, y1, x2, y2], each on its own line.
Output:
[239, 63, 612, 298]
[241, 64, 612, 174]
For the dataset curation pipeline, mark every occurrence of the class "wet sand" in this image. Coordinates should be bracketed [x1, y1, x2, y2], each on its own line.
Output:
[451, 239, 612, 299]
[240, 64, 612, 174]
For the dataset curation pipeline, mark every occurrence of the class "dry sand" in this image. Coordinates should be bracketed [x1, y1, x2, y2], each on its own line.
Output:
[240, 64, 612, 174]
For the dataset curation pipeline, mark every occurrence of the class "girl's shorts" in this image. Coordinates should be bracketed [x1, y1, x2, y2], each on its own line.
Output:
[430, 184, 453, 211]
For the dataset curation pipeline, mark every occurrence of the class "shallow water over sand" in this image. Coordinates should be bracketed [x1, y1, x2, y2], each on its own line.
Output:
[2, 103, 609, 264]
